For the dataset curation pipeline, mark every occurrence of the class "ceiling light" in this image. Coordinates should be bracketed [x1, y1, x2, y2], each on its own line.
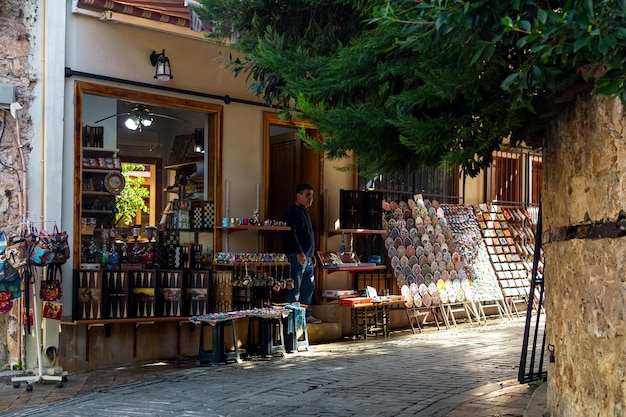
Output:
[125, 117, 139, 130]
[150, 49, 173, 81]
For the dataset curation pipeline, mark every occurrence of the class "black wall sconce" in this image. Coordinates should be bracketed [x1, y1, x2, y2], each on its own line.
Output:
[150, 49, 173, 81]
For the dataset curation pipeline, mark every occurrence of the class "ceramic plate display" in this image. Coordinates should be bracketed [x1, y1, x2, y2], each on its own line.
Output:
[416, 246, 424, 257]
[437, 279, 445, 292]
[395, 237, 403, 247]
[440, 289, 449, 304]
[104, 171, 125, 194]
[448, 291, 457, 303]
[388, 246, 397, 259]
[388, 218, 397, 228]
[407, 218, 415, 229]
[408, 199, 417, 209]
[404, 237, 413, 247]
[391, 256, 400, 269]
[456, 288, 465, 302]
[421, 264, 430, 275]
[385, 237, 394, 249]
[428, 282, 437, 295]
[400, 227, 409, 239]
[412, 264, 421, 276]
[406, 245, 416, 258]
[419, 255, 428, 267]
[419, 283, 428, 295]
[397, 246, 407, 258]
[409, 255, 419, 266]
[407, 275, 416, 286]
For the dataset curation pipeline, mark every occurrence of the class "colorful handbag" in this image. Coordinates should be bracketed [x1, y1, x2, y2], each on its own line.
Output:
[40, 265, 62, 301]
[0, 272, 22, 312]
[50, 225, 70, 265]
[28, 229, 55, 266]
[6, 234, 29, 269]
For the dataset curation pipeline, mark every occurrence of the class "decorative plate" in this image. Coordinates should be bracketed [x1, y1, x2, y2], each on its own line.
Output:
[401, 284, 410, 296]
[404, 294, 413, 308]
[413, 294, 423, 308]
[410, 282, 419, 295]
[104, 171, 125, 194]
[388, 246, 397, 259]
[412, 264, 421, 276]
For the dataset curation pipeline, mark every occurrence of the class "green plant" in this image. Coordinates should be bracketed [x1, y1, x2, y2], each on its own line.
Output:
[528, 378, 544, 390]
[115, 163, 150, 226]
[11, 361, 24, 371]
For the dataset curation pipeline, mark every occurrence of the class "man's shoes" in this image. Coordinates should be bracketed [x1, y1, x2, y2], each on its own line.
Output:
[306, 315, 322, 324]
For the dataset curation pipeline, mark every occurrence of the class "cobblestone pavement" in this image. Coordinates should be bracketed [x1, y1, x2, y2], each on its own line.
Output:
[0, 317, 542, 417]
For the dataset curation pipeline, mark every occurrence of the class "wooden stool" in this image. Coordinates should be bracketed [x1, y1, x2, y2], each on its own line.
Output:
[197, 319, 240, 365]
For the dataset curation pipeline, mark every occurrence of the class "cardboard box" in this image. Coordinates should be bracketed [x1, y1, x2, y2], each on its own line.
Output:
[322, 289, 357, 298]
[338, 297, 373, 306]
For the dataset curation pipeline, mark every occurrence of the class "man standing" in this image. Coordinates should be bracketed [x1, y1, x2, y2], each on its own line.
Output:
[283, 183, 321, 324]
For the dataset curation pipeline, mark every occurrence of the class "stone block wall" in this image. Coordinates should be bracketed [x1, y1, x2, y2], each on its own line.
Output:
[543, 94, 626, 416]
[0, 0, 37, 369]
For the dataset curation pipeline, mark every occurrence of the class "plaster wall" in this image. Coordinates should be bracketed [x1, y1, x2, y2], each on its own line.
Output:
[543, 95, 626, 417]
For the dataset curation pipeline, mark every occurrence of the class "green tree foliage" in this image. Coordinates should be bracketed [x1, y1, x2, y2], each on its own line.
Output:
[198, 0, 626, 177]
[115, 164, 150, 226]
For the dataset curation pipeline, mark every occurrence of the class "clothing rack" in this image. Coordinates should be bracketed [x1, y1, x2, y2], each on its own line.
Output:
[5, 223, 70, 391]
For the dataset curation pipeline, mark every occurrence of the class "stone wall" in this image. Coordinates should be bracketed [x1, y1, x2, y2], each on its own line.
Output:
[543, 94, 626, 416]
[0, 0, 37, 369]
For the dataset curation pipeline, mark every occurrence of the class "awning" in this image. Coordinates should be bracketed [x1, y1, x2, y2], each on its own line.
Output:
[76, 0, 194, 28]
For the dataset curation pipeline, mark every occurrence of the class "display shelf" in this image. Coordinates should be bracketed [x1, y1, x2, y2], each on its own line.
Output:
[327, 228, 387, 236]
[475, 205, 531, 307]
[82, 147, 119, 156]
[214, 261, 291, 267]
[217, 225, 291, 234]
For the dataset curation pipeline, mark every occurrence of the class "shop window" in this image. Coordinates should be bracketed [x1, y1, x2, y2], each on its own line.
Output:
[485, 150, 542, 205]
[358, 162, 459, 203]
[74, 82, 222, 268]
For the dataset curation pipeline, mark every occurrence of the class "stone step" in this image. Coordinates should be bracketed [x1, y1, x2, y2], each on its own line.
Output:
[306, 321, 342, 345]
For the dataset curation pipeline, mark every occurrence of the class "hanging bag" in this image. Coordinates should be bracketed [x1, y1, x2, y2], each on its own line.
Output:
[28, 228, 55, 266]
[50, 225, 70, 265]
[0, 231, 20, 283]
[6, 231, 29, 270]
[40, 264, 62, 301]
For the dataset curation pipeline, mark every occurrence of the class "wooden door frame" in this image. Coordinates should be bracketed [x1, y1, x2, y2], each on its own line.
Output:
[263, 112, 323, 246]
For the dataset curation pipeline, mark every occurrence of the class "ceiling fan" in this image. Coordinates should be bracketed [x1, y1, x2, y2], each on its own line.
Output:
[94, 104, 187, 131]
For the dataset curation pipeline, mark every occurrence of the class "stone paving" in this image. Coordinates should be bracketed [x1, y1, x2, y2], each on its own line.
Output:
[0, 317, 543, 417]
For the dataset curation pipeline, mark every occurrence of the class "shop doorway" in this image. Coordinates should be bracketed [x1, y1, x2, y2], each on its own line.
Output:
[263, 112, 322, 254]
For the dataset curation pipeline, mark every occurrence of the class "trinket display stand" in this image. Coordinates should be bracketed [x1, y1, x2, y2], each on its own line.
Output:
[12, 267, 68, 391]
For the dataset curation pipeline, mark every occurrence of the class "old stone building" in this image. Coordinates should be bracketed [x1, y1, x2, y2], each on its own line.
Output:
[543, 94, 626, 417]
[0, 0, 37, 369]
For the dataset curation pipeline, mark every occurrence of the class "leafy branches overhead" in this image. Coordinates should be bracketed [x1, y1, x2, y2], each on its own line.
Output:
[200, 0, 626, 177]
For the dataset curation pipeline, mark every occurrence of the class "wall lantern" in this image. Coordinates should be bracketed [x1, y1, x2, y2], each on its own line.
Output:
[150, 49, 173, 81]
